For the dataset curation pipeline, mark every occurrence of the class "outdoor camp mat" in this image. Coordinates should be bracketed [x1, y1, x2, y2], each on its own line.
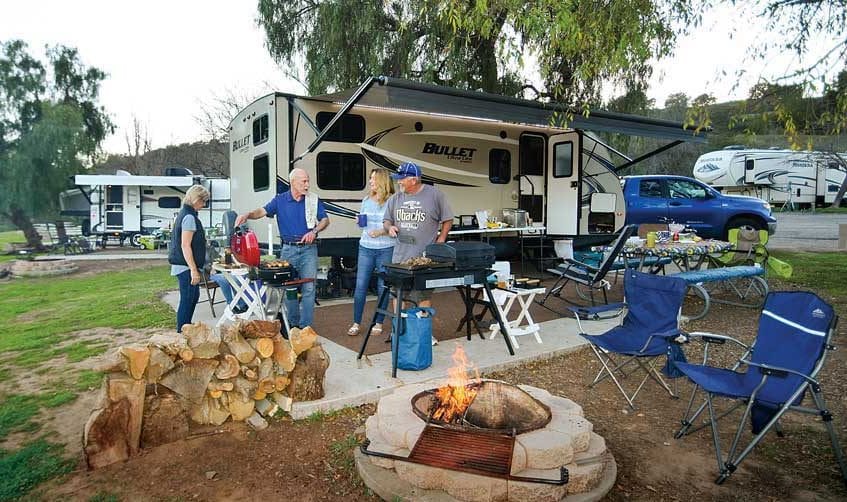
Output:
[311, 276, 625, 356]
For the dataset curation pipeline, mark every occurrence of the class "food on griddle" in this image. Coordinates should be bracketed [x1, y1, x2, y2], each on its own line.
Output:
[261, 259, 290, 269]
[402, 256, 433, 267]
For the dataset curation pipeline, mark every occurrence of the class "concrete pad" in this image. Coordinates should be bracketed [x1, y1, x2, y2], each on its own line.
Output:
[164, 290, 616, 420]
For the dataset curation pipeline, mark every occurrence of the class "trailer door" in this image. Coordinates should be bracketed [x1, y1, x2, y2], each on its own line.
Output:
[546, 133, 579, 235]
[123, 186, 141, 232]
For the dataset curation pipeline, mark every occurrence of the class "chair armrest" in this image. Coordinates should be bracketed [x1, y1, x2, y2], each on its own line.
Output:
[687, 331, 750, 351]
[640, 328, 685, 352]
[564, 258, 599, 273]
[742, 359, 818, 384]
[566, 302, 625, 320]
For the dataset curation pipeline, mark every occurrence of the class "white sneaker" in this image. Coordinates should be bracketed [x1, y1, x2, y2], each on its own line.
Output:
[431, 336, 438, 346]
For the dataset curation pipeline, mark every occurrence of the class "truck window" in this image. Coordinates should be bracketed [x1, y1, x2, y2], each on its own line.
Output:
[668, 179, 707, 199]
[519, 134, 544, 176]
[316, 112, 365, 143]
[489, 149, 511, 184]
[639, 180, 663, 198]
[253, 154, 270, 192]
[253, 114, 269, 145]
[317, 152, 366, 190]
[553, 142, 573, 178]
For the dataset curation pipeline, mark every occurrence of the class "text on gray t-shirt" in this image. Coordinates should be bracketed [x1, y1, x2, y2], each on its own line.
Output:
[383, 184, 453, 263]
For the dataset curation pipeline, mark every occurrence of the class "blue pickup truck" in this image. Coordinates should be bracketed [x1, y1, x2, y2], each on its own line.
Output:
[622, 175, 777, 239]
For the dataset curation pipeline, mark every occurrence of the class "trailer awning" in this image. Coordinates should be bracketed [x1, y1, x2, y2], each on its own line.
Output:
[313, 76, 709, 144]
[74, 175, 195, 187]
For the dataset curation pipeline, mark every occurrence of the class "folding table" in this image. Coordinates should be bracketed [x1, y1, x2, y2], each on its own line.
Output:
[484, 287, 546, 348]
[211, 264, 267, 327]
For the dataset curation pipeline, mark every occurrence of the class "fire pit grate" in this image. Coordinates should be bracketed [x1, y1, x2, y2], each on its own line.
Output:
[408, 425, 515, 477]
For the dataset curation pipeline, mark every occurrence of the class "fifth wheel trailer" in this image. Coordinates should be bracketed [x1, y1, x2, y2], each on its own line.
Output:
[228, 76, 708, 258]
[62, 169, 230, 247]
[693, 147, 847, 208]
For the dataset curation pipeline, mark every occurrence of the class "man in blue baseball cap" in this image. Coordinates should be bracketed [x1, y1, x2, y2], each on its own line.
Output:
[383, 161, 453, 344]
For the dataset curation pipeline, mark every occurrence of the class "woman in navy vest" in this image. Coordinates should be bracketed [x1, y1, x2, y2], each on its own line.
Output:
[168, 185, 210, 332]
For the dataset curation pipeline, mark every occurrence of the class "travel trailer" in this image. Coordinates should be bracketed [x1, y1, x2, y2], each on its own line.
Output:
[228, 76, 707, 258]
[61, 168, 230, 246]
[693, 147, 847, 208]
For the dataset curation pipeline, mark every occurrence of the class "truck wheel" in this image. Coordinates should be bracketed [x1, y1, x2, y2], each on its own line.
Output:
[724, 217, 762, 240]
[130, 233, 144, 249]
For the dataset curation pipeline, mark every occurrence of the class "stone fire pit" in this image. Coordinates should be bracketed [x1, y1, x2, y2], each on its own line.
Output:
[355, 379, 616, 502]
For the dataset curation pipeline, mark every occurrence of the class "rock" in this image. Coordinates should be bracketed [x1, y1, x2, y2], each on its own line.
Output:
[205, 470, 218, 480]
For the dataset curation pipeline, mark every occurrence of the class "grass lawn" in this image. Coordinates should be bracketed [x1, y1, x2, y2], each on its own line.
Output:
[0, 252, 842, 500]
[0, 263, 175, 500]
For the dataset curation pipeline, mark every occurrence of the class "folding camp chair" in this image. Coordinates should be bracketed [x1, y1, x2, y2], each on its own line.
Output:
[711, 225, 769, 267]
[537, 224, 637, 309]
[570, 269, 689, 409]
[673, 291, 846, 485]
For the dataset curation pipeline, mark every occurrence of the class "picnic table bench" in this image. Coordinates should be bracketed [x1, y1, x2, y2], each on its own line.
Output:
[671, 265, 768, 320]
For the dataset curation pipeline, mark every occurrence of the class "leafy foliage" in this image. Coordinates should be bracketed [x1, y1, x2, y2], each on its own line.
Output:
[257, 0, 698, 106]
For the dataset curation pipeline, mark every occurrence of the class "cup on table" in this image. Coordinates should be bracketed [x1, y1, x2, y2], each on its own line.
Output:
[496, 272, 508, 289]
[357, 214, 367, 228]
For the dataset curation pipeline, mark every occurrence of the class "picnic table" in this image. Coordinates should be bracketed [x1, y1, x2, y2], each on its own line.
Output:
[621, 239, 733, 271]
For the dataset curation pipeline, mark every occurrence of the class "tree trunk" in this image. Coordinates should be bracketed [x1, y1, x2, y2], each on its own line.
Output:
[7, 205, 44, 250]
[55, 220, 68, 243]
[286, 344, 330, 402]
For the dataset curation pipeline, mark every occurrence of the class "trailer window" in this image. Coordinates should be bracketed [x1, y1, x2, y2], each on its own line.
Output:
[253, 114, 269, 145]
[316, 112, 365, 143]
[316, 152, 365, 190]
[158, 197, 181, 209]
[519, 134, 544, 176]
[489, 149, 511, 184]
[253, 154, 270, 192]
[553, 142, 573, 178]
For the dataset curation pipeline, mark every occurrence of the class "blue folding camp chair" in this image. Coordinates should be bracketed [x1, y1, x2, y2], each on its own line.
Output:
[674, 291, 846, 486]
[570, 269, 689, 409]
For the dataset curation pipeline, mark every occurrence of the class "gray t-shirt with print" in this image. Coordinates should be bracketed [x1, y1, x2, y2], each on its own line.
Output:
[383, 184, 453, 263]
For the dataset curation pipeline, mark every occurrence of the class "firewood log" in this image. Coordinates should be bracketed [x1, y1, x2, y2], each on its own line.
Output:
[83, 374, 146, 469]
[96, 345, 150, 379]
[241, 320, 280, 338]
[232, 377, 257, 401]
[208, 389, 223, 399]
[248, 338, 274, 359]
[290, 326, 318, 355]
[179, 348, 194, 362]
[269, 392, 293, 413]
[240, 366, 257, 381]
[246, 411, 268, 430]
[214, 354, 240, 380]
[271, 335, 296, 372]
[252, 390, 267, 401]
[222, 392, 254, 421]
[254, 398, 279, 417]
[207, 379, 234, 393]
[286, 344, 330, 402]
[145, 347, 175, 383]
[182, 323, 221, 359]
[274, 375, 290, 391]
[147, 333, 190, 357]
[159, 359, 219, 403]
[188, 395, 230, 426]
[222, 325, 255, 363]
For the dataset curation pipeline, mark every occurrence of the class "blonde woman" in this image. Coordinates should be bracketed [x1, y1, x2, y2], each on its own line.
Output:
[347, 169, 396, 336]
[168, 184, 210, 333]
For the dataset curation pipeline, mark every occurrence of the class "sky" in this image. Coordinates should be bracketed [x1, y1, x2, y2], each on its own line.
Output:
[1, 1, 837, 155]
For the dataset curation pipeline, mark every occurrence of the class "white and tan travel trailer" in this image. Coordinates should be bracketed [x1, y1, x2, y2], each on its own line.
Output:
[228, 77, 707, 257]
[63, 169, 230, 246]
[693, 147, 847, 208]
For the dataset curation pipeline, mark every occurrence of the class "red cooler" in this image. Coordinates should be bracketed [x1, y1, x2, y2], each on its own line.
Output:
[231, 228, 260, 266]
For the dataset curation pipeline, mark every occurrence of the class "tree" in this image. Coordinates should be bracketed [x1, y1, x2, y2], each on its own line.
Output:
[726, 1, 846, 145]
[0, 40, 112, 249]
[257, 0, 698, 107]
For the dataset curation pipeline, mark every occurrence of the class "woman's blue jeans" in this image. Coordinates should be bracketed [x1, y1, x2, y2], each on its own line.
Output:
[353, 245, 394, 324]
[176, 270, 200, 333]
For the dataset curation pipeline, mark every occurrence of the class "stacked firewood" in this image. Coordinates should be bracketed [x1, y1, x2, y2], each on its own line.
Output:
[83, 320, 330, 469]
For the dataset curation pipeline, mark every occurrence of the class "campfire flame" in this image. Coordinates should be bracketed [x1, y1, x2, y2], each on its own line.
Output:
[431, 345, 480, 423]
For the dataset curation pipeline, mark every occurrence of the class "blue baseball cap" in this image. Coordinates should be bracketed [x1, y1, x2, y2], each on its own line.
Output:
[391, 162, 422, 180]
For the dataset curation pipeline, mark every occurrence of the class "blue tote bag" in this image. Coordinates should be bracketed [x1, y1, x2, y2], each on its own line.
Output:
[397, 307, 435, 371]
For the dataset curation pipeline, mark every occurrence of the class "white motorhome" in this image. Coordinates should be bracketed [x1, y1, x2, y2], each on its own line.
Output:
[693, 147, 847, 208]
[61, 168, 230, 246]
[228, 76, 707, 257]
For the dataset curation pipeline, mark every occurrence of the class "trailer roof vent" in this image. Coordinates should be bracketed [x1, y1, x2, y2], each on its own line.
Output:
[164, 166, 193, 176]
[722, 144, 746, 150]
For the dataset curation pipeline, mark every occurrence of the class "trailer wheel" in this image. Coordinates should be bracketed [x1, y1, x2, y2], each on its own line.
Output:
[724, 217, 763, 240]
[130, 233, 144, 249]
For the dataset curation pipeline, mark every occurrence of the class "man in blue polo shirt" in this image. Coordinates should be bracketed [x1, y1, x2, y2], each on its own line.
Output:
[235, 168, 329, 328]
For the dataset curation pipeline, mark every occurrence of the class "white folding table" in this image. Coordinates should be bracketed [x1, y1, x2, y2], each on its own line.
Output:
[483, 286, 546, 348]
[211, 264, 268, 327]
